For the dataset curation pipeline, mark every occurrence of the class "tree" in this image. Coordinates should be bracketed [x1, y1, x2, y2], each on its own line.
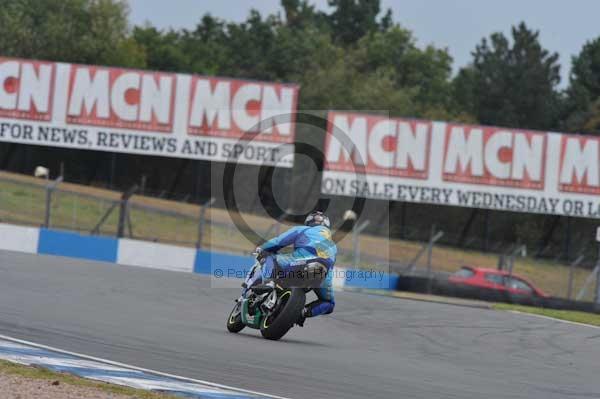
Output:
[300, 56, 418, 114]
[281, 0, 328, 30]
[327, 0, 390, 45]
[133, 26, 190, 72]
[453, 22, 561, 130]
[578, 99, 600, 134]
[356, 26, 454, 116]
[0, 0, 145, 67]
[134, 3, 456, 119]
[563, 38, 600, 133]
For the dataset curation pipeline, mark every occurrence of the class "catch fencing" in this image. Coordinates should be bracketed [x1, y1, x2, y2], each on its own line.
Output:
[0, 172, 599, 301]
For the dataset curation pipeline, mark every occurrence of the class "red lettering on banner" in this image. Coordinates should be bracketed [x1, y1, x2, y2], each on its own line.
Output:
[559, 135, 600, 194]
[187, 77, 298, 143]
[324, 112, 430, 178]
[442, 124, 546, 189]
[0, 58, 54, 121]
[66, 65, 175, 132]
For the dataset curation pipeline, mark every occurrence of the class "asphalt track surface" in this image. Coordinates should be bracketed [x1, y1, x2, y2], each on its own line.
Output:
[0, 250, 599, 399]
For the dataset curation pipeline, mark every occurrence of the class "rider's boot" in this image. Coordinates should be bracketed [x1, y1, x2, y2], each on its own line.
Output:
[296, 307, 310, 327]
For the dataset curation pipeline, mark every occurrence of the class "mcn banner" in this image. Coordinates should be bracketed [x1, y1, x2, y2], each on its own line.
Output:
[322, 111, 600, 219]
[0, 57, 299, 167]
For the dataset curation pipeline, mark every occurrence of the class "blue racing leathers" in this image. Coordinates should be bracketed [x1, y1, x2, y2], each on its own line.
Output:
[259, 225, 337, 317]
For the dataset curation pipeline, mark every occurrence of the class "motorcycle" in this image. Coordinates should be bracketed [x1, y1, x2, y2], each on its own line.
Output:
[226, 254, 327, 340]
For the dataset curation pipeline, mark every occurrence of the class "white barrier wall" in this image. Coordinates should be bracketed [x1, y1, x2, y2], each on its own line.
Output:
[0, 223, 39, 253]
[332, 267, 347, 289]
[117, 238, 196, 273]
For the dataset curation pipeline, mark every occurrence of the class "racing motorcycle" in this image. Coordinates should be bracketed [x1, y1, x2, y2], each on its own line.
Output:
[226, 254, 327, 340]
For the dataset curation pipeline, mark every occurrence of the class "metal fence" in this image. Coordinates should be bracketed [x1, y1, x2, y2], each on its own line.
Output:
[1, 173, 599, 301]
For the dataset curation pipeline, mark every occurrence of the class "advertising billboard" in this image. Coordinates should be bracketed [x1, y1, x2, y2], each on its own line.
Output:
[0, 57, 299, 167]
[322, 111, 600, 218]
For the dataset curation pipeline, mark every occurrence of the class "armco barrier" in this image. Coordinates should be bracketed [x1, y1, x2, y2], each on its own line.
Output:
[337, 267, 399, 290]
[4, 222, 599, 311]
[194, 250, 254, 277]
[0, 224, 39, 253]
[118, 238, 195, 273]
[38, 228, 118, 263]
[0, 223, 394, 291]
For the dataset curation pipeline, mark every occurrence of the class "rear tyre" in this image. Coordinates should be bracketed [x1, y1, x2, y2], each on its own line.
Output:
[260, 288, 305, 340]
[226, 302, 245, 333]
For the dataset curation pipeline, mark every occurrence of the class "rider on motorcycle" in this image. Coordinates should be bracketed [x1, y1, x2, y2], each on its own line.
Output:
[255, 211, 337, 326]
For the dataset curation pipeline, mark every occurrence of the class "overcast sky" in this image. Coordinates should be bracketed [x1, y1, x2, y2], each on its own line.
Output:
[128, 0, 600, 87]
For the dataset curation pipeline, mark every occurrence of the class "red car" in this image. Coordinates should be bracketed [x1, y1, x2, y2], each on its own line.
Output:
[448, 266, 548, 298]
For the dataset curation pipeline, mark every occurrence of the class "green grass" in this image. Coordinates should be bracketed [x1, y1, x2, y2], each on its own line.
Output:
[0, 179, 120, 233]
[0, 359, 176, 398]
[494, 303, 600, 327]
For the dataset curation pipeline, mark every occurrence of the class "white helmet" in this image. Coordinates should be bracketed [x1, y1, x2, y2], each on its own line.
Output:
[304, 211, 330, 228]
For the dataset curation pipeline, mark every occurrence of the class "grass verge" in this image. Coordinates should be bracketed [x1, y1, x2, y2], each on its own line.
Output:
[494, 303, 600, 327]
[0, 359, 175, 398]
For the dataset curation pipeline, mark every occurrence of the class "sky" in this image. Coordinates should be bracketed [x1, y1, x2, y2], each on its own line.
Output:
[128, 0, 600, 87]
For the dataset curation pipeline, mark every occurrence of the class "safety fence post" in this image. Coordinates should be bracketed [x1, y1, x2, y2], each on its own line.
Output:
[117, 185, 138, 238]
[43, 175, 63, 228]
[196, 197, 215, 249]
[596, 245, 600, 304]
[403, 228, 443, 276]
[263, 209, 293, 240]
[576, 265, 600, 301]
[425, 225, 445, 293]
[567, 255, 584, 300]
[352, 220, 370, 269]
[592, 227, 600, 304]
[498, 244, 526, 276]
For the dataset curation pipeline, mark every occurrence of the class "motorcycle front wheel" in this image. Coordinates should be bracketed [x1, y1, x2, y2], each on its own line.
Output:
[226, 302, 245, 333]
[260, 288, 305, 340]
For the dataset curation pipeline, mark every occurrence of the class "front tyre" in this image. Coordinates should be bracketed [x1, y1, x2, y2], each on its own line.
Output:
[226, 302, 245, 333]
[260, 288, 305, 340]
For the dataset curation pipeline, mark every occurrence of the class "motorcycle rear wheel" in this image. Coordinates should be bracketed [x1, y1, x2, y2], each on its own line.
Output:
[226, 302, 245, 333]
[260, 288, 305, 340]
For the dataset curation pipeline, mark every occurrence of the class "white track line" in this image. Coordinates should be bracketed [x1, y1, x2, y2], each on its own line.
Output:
[505, 310, 600, 330]
[0, 333, 293, 399]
